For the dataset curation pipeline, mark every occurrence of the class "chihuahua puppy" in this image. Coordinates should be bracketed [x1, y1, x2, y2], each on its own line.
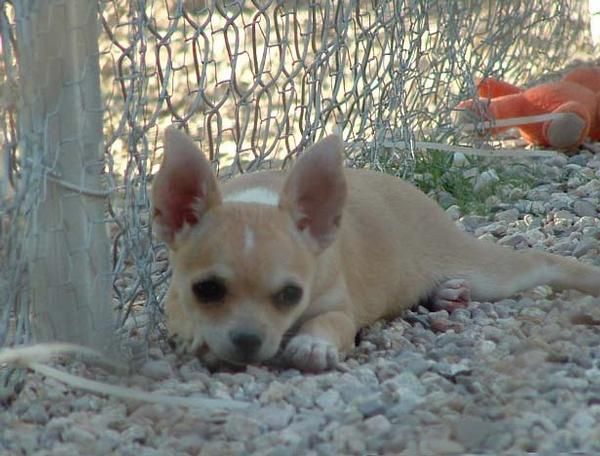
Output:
[153, 127, 600, 372]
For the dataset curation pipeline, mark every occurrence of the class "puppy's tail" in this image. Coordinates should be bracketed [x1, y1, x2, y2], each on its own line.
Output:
[451, 240, 600, 300]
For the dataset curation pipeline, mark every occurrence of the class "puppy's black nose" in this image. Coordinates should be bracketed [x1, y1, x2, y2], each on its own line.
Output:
[229, 330, 262, 356]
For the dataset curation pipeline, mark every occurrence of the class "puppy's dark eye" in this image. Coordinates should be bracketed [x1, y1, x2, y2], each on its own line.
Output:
[192, 277, 227, 303]
[273, 284, 303, 308]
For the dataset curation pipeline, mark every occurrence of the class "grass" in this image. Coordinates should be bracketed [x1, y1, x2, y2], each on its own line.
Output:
[410, 150, 538, 215]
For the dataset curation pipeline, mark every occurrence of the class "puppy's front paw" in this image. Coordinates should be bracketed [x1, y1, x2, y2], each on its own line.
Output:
[284, 335, 339, 373]
[168, 333, 197, 356]
[168, 333, 222, 368]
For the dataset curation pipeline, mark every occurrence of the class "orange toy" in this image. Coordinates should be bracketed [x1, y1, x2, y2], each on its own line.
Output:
[457, 67, 600, 150]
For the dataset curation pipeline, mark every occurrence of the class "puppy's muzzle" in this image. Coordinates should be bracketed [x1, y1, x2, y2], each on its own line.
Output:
[228, 329, 263, 360]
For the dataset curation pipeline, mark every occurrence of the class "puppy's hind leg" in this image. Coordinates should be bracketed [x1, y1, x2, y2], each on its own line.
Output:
[431, 279, 471, 311]
[454, 241, 600, 302]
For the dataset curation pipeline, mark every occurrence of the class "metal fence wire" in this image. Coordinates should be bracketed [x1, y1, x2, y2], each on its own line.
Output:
[0, 0, 595, 356]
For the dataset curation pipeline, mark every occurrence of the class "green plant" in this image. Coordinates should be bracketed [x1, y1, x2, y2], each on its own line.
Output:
[409, 150, 536, 215]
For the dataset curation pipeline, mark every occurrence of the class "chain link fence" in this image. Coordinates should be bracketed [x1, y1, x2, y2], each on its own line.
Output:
[0, 0, 595, 361]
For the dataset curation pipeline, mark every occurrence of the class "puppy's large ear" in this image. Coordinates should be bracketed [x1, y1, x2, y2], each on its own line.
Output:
[280, 135, 347, 251]
[152, 127, 221, 245]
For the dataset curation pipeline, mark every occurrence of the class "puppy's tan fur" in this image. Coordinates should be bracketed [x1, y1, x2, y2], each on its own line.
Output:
[153, 127, 600, 372]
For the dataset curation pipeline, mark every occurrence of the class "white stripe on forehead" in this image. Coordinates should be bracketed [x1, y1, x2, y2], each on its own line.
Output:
[223, 187, 279, 206]
[244, 225, 255, 253]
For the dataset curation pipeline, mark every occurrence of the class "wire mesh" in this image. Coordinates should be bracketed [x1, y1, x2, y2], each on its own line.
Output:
[0, 0, 595, 361]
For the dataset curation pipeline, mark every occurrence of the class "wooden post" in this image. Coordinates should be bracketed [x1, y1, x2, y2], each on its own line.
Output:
[16, 0, 113, 350]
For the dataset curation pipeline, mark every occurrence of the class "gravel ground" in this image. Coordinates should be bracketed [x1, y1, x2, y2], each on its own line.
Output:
[2, 150, 600, 455]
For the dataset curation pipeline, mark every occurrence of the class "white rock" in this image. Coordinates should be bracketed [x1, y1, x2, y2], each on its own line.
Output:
[140, 360, 173, 381]
[224, 414, 263, 439]
[573, 200, 597, 217]
[315, 389, 342, 410]
[495, 208, 519, 223]
[474, 169, 499, 193]
[259, 403, 295, 430]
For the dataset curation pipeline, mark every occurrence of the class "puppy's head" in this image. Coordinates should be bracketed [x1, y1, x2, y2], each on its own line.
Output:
[153, 128, 347, 365]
